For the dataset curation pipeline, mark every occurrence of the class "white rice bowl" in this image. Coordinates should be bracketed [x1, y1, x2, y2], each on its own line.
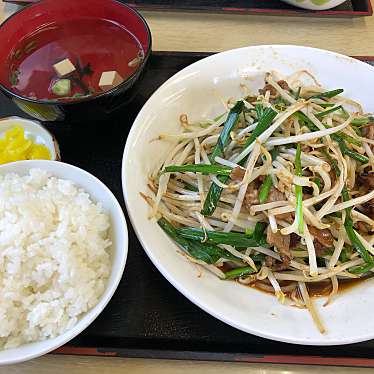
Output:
[0, 160, 127, 365]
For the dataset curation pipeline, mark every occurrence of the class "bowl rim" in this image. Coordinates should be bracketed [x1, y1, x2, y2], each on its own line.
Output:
[0, 159, 128, 365]
[121, 44, 374, 346]
[0, 0, 152, 106]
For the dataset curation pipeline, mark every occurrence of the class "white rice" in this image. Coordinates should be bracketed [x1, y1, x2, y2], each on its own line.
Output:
[0, 169, 111, 349]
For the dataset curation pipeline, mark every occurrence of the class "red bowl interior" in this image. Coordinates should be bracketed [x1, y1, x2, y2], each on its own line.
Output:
[0, 0, 151, 100]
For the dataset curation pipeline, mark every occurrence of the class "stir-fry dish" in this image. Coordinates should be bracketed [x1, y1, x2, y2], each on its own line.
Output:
[142, 71, 374, 333]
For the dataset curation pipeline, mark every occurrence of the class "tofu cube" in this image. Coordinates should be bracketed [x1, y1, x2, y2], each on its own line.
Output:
[53, 58, 76, 77]
[99, 71, 124, 91]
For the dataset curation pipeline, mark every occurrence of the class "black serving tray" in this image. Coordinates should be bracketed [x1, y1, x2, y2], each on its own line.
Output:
[2, 52, 374, 368]
[5, 0, 373, 17]
[124, 0, 372, 16]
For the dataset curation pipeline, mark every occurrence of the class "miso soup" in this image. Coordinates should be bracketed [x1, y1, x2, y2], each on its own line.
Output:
[8, 18, 144, 101]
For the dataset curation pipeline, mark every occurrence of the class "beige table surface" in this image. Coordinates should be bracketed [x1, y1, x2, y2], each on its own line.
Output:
[2, 1, 374, 373]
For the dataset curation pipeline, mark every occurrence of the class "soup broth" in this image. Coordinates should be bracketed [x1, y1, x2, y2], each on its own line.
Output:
[8, 17, 143, 101]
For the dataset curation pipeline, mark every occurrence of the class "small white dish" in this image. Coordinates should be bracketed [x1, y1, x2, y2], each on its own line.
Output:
[281, 0, 347, 10]
[0, 116, 60, 161]
[0, 160, 128, 365]
[122, 45, 374, 346]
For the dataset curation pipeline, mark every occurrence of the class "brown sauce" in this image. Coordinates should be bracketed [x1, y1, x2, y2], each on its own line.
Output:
[307, 276, 374, 298]
[249, 276, 374, 299]
[219, 263, 231, 273]
[219, 264, 374, 299]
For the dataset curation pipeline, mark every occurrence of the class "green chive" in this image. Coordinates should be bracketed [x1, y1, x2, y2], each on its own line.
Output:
[321, 148, 341, 176]
[240, 107, 278, 160]
[258, 148, 279, 204]
[183, 181, 199, 192]
[176, 227, 260, 248]
[201, 101, 245, 216]
[349, 263, 374, 275]
[342, 187, 374, 268]
[210, 101, 244, 162]
[258, 175, 272, 204]
[336, 133, 361, 147]
[224, 266, 256, 280]
[315, 105, 342, 119]
[313, 177, 322, 189]
[351, 118, 370, 126]
[164, 164, 233, 176]
[333, 135, 368, 164]
[293, 111, 317, 131]
[315, 103, 336, 108]
[202, 106, 276, 217]
[253, 222, 268, 247]
[255, 103, 264, 120]
[245, 227, 254, 236]
[158, 218, 241, 264]
[309, 89, 344, 100]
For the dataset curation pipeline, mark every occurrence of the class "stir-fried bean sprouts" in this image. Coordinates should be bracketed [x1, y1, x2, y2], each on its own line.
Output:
[143, 71, 374, 334]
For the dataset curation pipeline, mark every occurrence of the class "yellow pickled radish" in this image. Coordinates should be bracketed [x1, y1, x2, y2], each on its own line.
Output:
[7, 139, 32, 154]
[5, 125, 23, 140]
[28, 144, 51, 160]
[0, 125, 51, 164]
[0, 153, 12, 164]
[0, 138, 6, 151]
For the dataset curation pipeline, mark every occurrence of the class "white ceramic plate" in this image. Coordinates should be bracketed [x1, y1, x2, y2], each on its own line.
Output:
[0, 160, 128, 365]
[122, 45, 374, 345]
[281, 0, 347, 10]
